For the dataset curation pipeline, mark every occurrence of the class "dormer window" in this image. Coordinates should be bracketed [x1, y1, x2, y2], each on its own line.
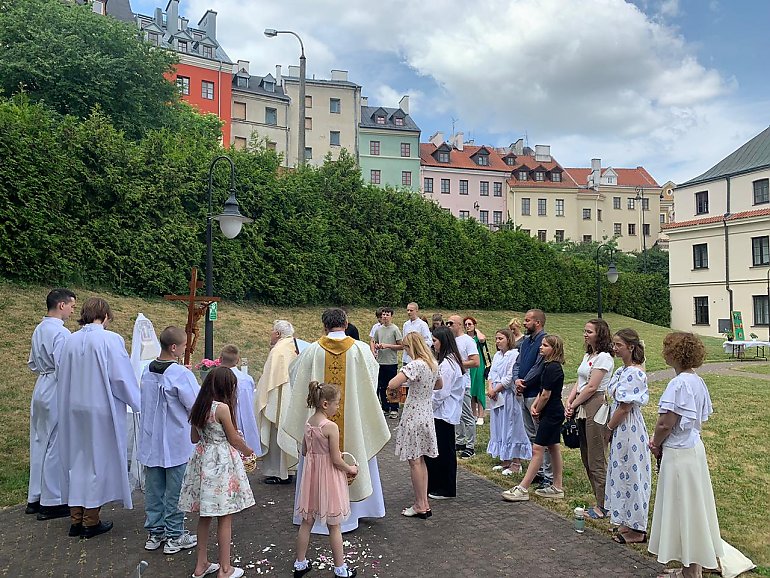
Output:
[237, 76, 248, 88]
[517, 170, 528, 181]
[178, 40, 188, 53]
[148, 32, 160, 46]
[376, 115, 386, 125]
[534, 171, 545, 182]
[505, 157, 516, 166]
[263, 80, 274, 92]
[203, 45, 214, 59]
[394, 117, 404, 126]
[438, 151, 450, 163]
[476, 154, 489, 166]
[552, 171, 562, 182]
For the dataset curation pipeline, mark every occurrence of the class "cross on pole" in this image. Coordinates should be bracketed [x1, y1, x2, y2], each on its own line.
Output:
[164, 267, 220, 366]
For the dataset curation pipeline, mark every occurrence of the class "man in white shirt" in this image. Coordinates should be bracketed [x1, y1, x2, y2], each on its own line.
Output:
[368, 307, 383, 356]
[447, 315, 480, 459]
[401, 302, 432, 364]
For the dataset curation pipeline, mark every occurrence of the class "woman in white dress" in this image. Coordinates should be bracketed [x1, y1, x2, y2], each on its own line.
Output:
[603, 328, 651, 545]
[648, 332, 722, 578]
[486, 329, 531, 475]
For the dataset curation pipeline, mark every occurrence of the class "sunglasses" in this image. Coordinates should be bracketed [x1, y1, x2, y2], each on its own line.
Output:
[446, 321, 455, 326]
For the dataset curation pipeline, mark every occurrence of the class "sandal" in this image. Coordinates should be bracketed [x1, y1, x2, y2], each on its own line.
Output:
[587, 506, 609, 519]
[657, 570, 683, 578]
[613, 531, 647, 544]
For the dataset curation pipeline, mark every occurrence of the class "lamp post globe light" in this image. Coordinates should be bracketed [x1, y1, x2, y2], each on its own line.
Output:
[205, 155, 253, 360]
[264, 28, 306, 166]
[596, 243, 619, 319]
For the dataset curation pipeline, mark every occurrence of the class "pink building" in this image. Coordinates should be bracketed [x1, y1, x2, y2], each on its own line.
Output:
[420, 132, 510, 228]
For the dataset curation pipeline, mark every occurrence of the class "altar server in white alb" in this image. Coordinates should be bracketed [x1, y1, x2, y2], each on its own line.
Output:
[57, 297, 140, 539]
[139, 326, 199, 554]
[219, 344, 262, 458]
[282, 308, 391, 534]
[26, 288, 77, 521]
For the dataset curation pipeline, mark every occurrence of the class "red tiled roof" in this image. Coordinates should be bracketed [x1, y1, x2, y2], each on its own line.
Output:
[505, 154, 578, 188]
[565, 167, 659, 188]
[419, 143, 511, 172]
[663, 207, 770, 229]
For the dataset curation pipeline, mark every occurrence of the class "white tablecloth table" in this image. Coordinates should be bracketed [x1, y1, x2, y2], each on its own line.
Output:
[722, 340, 770, 359]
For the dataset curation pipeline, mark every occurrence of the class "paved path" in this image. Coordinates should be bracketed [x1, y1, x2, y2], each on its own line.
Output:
[647, 360, 770, 383]
[0, 424, 663, 578]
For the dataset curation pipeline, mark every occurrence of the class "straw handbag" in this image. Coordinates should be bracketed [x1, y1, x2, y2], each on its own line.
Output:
[341, 452, 359, 486]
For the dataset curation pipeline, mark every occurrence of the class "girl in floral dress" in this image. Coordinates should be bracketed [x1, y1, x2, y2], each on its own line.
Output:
[179, 367, 256, 578]
[293, 382, 359, 578]
[387, 332, 442, 518]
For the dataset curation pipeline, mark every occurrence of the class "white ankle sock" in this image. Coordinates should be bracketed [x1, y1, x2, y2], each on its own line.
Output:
[334, 563, 349, 576]
[294, 559, 308, 570]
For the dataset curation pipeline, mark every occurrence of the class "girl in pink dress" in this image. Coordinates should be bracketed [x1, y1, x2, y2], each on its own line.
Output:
[293, 382, 359, 578]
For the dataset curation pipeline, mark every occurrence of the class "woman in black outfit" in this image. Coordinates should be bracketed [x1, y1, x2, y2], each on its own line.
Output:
[502, 334, 566, 502]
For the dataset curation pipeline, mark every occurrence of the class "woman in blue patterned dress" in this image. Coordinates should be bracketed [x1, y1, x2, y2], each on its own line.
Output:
[603, 328, 651, 544]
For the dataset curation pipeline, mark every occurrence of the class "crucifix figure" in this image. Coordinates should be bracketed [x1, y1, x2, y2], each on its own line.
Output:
[164, 267, 220, 366]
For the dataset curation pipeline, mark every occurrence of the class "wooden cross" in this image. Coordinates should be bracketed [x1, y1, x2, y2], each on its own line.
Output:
[164, 267, 220, 366]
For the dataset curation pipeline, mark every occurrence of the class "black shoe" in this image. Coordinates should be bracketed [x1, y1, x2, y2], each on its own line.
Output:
[25, 501, 40, 515]
[68, 523, 83, 537]
[82, 520, 113, 539]
[459, 449, 475, 459]
[455, 444, 466, 453]
[293, 561, 312, 578]
[37, 504, 70, 521]
[537, 478, 553, 490]
[334, 569, 357, 578]
[264, 476, 294, 485]
[532, 473, 546, 485]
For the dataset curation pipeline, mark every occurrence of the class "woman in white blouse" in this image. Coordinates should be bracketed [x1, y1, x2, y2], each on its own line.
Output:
[565, 318, 614, 519]
[648, 332, 722, 578]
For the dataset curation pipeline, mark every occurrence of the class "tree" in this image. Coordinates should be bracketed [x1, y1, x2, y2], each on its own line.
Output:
[0, 0, 179, 139]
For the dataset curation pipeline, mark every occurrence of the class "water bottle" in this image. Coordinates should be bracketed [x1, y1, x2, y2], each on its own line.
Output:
[574, 507, 585, 533]
[240, 357, 249, 377]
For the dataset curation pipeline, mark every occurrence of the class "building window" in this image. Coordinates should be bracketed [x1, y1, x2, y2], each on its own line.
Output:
[233, 136, 247, 150]
[476, 154, 489, 166]
[263, 80, 274, 92]
[597, 209, 603, 221]
[583, 235, 592, 243]
[505, 157, 516, 166]
[479, 210, 489, 224]
[176, 76, 190, 96]
[628, 223, 636, 236]
[148, 31, 160, 46]
[627, 198, 635, 210]
[394, 116, 404, 126]
[521, 198, 531, 216]
[537, 230, 547, 242]
[201, 80, 214, 100]
[459, 210, 470, 220]
[438, 151, 450, 163]
[494, 182, 503, 197]
[754, 179, 770, 205]
[518, 170, 528, 181]
[236, 76, 248, 88]
[613, 197, 621, 209]
[370, 141, 380, 155]
[441, 179, 450, 194]
[459, 180, 468, 195]
[305, 117, 312, 130]
[694, 296, 709, 325]
[370, 170, 381, 184]
[693, 243, 708, 269]
[480, 181, 489, 196]
[203, 45, 214, 58]
[614, 223, 622, 236]
[607, 176, 616, 184]
[552, 171, 562, 182]
[582, 208, 591, 220]
[305, 95, 313, 108]
[534, 171, 545, 182]
[695, 191, 709, 214]
[330, 131, 340, 146]
[402, 171, 412, 186]
[400, 142, 411, 157]
[178, 40, 188, 53]
[376, 115, 386, 125]
[265, 107, 277, 125]
[555, 230, 565, 242]
[641, 197, 650, 211]
[521, 229, 530, 236]
[233, 101, 246, 120]
[555, 199, 564, 216]
[423, 177, 434, 193]
[538, 198, 547, 216]
[752, 236, 770, 266]
[754, 295, 770, 326]
[493, 211, 503, 225]
[330, 98, 341, 114]
[304, 147, 313, 160]
[660, 213, 666, 224]
[643, 223, 650, 236]
[91, 0, 105, 15]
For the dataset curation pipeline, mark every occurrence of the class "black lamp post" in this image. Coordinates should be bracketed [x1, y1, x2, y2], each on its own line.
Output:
[635, 186, 647, 272]
[205, 155, 252, 360]
[596, 243, 619, 318]
[766, 267, 770, 341]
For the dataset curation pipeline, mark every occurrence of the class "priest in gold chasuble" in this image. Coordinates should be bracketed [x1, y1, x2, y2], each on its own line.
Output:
[281, 308, 390, 534]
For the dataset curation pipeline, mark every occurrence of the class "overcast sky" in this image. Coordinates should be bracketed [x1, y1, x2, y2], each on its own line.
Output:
[132, 0, 770, 185]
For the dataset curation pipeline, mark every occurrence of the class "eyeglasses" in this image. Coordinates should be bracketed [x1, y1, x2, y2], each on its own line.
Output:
[464, 323, 473, 327]
[446, 321, 455, 326]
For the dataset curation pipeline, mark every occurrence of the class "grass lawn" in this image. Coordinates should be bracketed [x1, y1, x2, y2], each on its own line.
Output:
[732, 363, 770, 375]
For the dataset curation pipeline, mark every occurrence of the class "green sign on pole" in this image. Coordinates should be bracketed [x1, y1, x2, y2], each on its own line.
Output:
[208, 302, 218, 321]
[731, 310, 744, 341]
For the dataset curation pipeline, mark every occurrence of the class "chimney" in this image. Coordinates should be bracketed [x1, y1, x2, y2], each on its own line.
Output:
[180, 16, 188, 30]
[237, 60, 249, 74]
[513, 138, 524, 155]
[198, 9, 217, 40]
[287, 65, 300, 77]
[361, 96, 368, 106]
[330, 69, 348, 82]
[166, 0, 178, 34]
[398, 95, 409, 114]
[429, 131, 445, 147]
[154, 7, 163, 27]
[275, 64, 282, 86]
[590, 158, 602, 186]
[534, 144, 551, 162]
[453, 131, 464, 151]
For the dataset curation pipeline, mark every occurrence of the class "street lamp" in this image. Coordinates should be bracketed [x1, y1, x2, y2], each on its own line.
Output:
[635, 186, 647, 272]
[205, 155, 253, 360]
[596, 243, 619, 318]
[264, 28, 306, 166]
[766, 268, 770, 341]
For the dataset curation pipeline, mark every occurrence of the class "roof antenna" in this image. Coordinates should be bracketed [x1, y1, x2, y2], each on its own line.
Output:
[451, 117, 458, 139]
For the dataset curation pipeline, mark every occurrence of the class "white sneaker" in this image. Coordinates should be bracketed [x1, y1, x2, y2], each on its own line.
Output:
[534, 484, 565, 499]
[501, 485, 529, 502]
[428, 493, 452, 500]
[492, 465, 504, 472]
[163, 532, 197, 554]
[144, 533, 165, 550]
[476, 418, 484, 426]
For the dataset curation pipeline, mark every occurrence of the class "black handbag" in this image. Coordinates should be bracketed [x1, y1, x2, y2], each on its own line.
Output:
[561, 417, 580, 449]
[481, 340, 492, 379]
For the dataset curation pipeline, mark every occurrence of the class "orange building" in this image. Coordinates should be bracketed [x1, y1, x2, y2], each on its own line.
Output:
[136, 0, 233, 144]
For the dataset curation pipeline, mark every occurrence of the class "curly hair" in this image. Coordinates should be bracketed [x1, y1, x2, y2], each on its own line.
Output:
[662, 332, 706, 370]
[585, 318, 613, 355]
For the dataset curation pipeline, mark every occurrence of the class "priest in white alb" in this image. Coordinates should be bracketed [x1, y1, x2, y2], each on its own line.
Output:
[281, 308, 390, 534]
[57, 297, 140, 539]
[256, 320, 301, 484]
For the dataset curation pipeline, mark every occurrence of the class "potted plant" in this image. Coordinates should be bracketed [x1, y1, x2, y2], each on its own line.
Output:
[722, 330, 734, 342]
[195, 358, 221, 381]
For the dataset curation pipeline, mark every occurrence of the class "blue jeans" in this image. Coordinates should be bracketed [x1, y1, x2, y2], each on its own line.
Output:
[144, 464, 187, 538]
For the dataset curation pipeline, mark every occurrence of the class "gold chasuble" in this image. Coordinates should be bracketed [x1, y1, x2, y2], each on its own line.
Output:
[281, 336, 391, 501]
